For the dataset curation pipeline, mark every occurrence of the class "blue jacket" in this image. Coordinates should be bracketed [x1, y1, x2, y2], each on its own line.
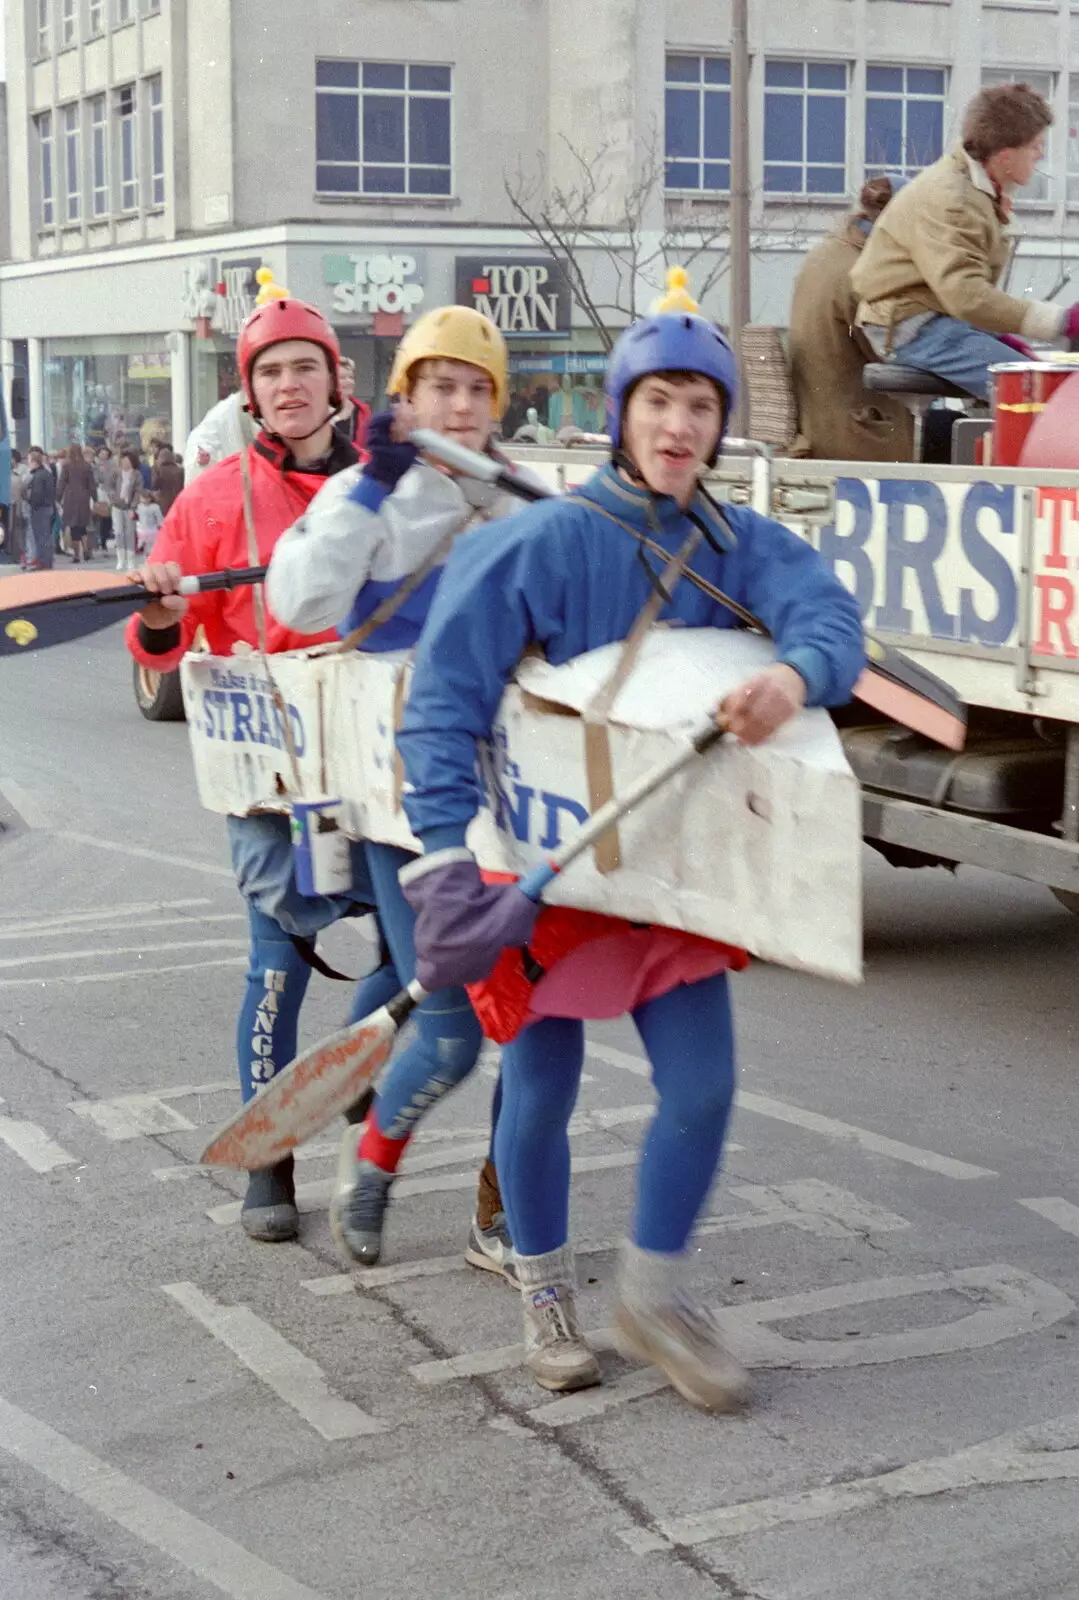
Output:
[399, 463, 866, 848]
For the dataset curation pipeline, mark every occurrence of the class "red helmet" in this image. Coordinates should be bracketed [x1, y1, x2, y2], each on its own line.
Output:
[236, 295, 342, 416]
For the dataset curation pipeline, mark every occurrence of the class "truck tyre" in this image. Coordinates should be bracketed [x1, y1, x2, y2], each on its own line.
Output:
[1051, 887, 1079, 915]
[133, 660, 186, 722]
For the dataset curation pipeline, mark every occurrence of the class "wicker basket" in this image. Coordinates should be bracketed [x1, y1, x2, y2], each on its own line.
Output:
[740, 325, 798, 450]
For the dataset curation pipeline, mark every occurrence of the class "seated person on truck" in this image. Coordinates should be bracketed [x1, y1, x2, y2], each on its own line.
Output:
[851, 82, 1079, 401]
[789, 174, 914, 462]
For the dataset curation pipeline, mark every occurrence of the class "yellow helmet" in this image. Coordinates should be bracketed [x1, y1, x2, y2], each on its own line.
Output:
[386, 305, 509, 415]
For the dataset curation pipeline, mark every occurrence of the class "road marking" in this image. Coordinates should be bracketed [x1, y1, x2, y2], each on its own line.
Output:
[0, 1099, 78, 1172]
[1018, 1196, 1079, 1239]
[162, 1283, 388, 1440]
[527, 1369, 671, 1428]
[411, 1263, 1070, 1389]
[0, 956, 247, 989]
[206, 1149, 638, 1227]
[0, 937, 248, 971]
[304, 1180, 907, 1296]
[0, 912, 244, 943]
[586, 1042, 997, 1180]
[0, 1390, 329, 1600]
[0, 897, 214, 933]
[69, 1080, 234, 1140]
[56, 831, 235, 879]
[618, 1411, 1079, 1553]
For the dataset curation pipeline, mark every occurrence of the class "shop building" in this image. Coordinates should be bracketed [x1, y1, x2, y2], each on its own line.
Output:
[7, 0, 1079, 457]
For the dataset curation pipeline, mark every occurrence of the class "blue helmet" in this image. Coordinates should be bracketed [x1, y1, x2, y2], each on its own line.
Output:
[605, 310, 739, 466]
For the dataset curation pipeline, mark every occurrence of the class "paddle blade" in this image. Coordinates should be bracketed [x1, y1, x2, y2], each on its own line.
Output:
[0, 570, 145, 657]
[857, 641, 967, 750]
[1019, 370, 1079, 470]
[199, 1011, 398, 1171]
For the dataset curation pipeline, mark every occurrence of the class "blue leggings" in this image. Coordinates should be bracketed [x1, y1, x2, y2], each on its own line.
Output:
[237, 902, 400, 1102]
[363, 841, 484, 1142]
[494, 972, 736, 1255]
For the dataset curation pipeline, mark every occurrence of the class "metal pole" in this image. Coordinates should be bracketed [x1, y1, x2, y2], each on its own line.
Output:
[729, 0, 751, 434]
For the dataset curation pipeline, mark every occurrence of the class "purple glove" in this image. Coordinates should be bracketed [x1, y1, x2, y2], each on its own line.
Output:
[399, 849, 541, 993]
[1063, 304, 1079, 342]
[360, 410, 419, 489]
[997, 333, 1035, 359]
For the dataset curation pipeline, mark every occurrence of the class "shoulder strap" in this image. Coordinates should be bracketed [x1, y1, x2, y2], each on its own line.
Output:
[239, 445, 303, 795]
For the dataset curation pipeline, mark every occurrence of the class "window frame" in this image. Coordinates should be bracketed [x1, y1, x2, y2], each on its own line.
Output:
[87, 0, 105, 35]
[663, 53, 732, 194]
[60, 0, 77, 47]
[149, 74, 165, 206]
[864, 65, 948, 180]
[90, 92, 109, 216]
[116, 83, 139, 211]
[763, 58, 850, 197]
[37, 111, 56, 227]
[315, 59, 454, 198]
[62, 102, 82, 222]
[36, 0, 50, 57]
[115, 0, 133, 22]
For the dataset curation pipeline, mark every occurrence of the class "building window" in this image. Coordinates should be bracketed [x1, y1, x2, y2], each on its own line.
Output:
[149, 75, 165, 205]
[62, 104, 81, 221]
[764, 60, 848, 194]
[116, 0, 132, 21]
[61, 0, 76, 46]
[36, 0, 50, 56]
[865, 66, 946, 179]
[981, 69, 1053, 201]
[1068, 77, 1079, 203]
[37, 112, 55, 226]
[142, 0, 160, 12]
[91, 93, 108, 215]
[664, 55, 730, 192]
[116, 84, 138, 210]
[315, 60, 452, 196]
[88, 0, 104, 34]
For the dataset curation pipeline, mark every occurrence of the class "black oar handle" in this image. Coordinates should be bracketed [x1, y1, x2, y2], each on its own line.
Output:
[88, 565, 268, 606]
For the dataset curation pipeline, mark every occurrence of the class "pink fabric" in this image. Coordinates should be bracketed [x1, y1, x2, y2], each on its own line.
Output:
[526, 926, 737, 1025]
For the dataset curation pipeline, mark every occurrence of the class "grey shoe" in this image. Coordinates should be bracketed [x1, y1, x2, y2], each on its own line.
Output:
[516, 1245, 601, 1392]
[330, 1126, 393, 1265]
[464, 1211, 519, 1286]
[613, 1294, 750, 1413]
[240, 1157, 298, 1243]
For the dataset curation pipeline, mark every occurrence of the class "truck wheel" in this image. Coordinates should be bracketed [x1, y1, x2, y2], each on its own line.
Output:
[133, 660, 186, 722]
[1051, 887, 1079, 915]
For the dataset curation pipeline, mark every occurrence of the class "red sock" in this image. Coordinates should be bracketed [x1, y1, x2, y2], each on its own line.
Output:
[358, 1115, 411, 1174]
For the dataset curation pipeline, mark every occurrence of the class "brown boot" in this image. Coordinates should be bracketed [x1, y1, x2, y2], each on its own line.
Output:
[465, 1158, 518, 1285]
[475, 1157, 502, 1231]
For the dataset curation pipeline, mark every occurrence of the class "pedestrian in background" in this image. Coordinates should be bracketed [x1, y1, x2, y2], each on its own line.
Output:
[135, 488, 164, 555]
[7, 451, 28, 567]
[25, 446, 56, 570]
[151, 446, 184, 517]
[92, 446, 113, 554]
[58, 442, 97, 563]
[107, 448, 140, 571]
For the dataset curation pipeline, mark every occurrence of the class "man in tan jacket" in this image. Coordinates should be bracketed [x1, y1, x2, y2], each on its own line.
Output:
[790, 175, 914, 460]
[851, 82, 1079, 399]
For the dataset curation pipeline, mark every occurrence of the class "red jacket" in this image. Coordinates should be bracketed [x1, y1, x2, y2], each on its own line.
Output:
[125, 435, 355, 674]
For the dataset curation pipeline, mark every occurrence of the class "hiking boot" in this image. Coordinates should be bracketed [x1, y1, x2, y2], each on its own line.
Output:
[240, 1156, 298, 1243]
[329, 1125, 393, 1266]
[613, 1295, 750, 1413]
[516, 1246, 601, 1392]
[464, 1210, 519, 1286]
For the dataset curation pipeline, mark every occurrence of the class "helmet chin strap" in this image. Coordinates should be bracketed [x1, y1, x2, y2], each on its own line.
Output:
[251, 405, 339, 447]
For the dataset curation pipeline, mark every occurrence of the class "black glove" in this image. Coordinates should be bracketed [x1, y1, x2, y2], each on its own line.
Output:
[361, 411, 419, 490]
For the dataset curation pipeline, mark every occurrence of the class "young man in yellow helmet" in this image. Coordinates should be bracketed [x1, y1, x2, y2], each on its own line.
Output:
[268, 304, 536, 1277]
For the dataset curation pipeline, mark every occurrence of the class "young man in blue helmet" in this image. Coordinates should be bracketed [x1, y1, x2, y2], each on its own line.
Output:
[394, 278, 865, 1409]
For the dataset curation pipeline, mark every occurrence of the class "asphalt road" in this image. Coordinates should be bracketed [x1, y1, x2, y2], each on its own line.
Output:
[1, 617, 1079, 1600]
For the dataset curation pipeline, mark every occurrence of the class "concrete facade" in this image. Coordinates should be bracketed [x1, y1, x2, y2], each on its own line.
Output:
[4, 0, 1079, 449]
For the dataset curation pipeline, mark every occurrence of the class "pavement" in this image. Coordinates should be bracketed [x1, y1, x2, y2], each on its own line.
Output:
[1, 617, 1079, 1600]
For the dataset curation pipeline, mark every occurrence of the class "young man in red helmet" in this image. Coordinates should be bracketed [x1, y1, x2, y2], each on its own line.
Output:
[127, 278, 396, 1242]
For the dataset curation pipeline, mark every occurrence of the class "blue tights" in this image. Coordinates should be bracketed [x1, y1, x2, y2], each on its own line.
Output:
[363, 841, 484, 1142]
[494, 972, 736, 1255]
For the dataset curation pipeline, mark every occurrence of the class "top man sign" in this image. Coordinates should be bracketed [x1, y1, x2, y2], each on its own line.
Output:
[455, 257, 572, 338]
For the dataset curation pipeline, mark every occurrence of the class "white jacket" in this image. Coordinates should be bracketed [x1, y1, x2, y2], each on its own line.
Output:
[183, 392, 257, 483]
[267, 456, 543, 638]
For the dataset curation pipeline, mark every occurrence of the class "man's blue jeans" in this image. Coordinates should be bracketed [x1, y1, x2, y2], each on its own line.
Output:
[882, 314, 1023, 402]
